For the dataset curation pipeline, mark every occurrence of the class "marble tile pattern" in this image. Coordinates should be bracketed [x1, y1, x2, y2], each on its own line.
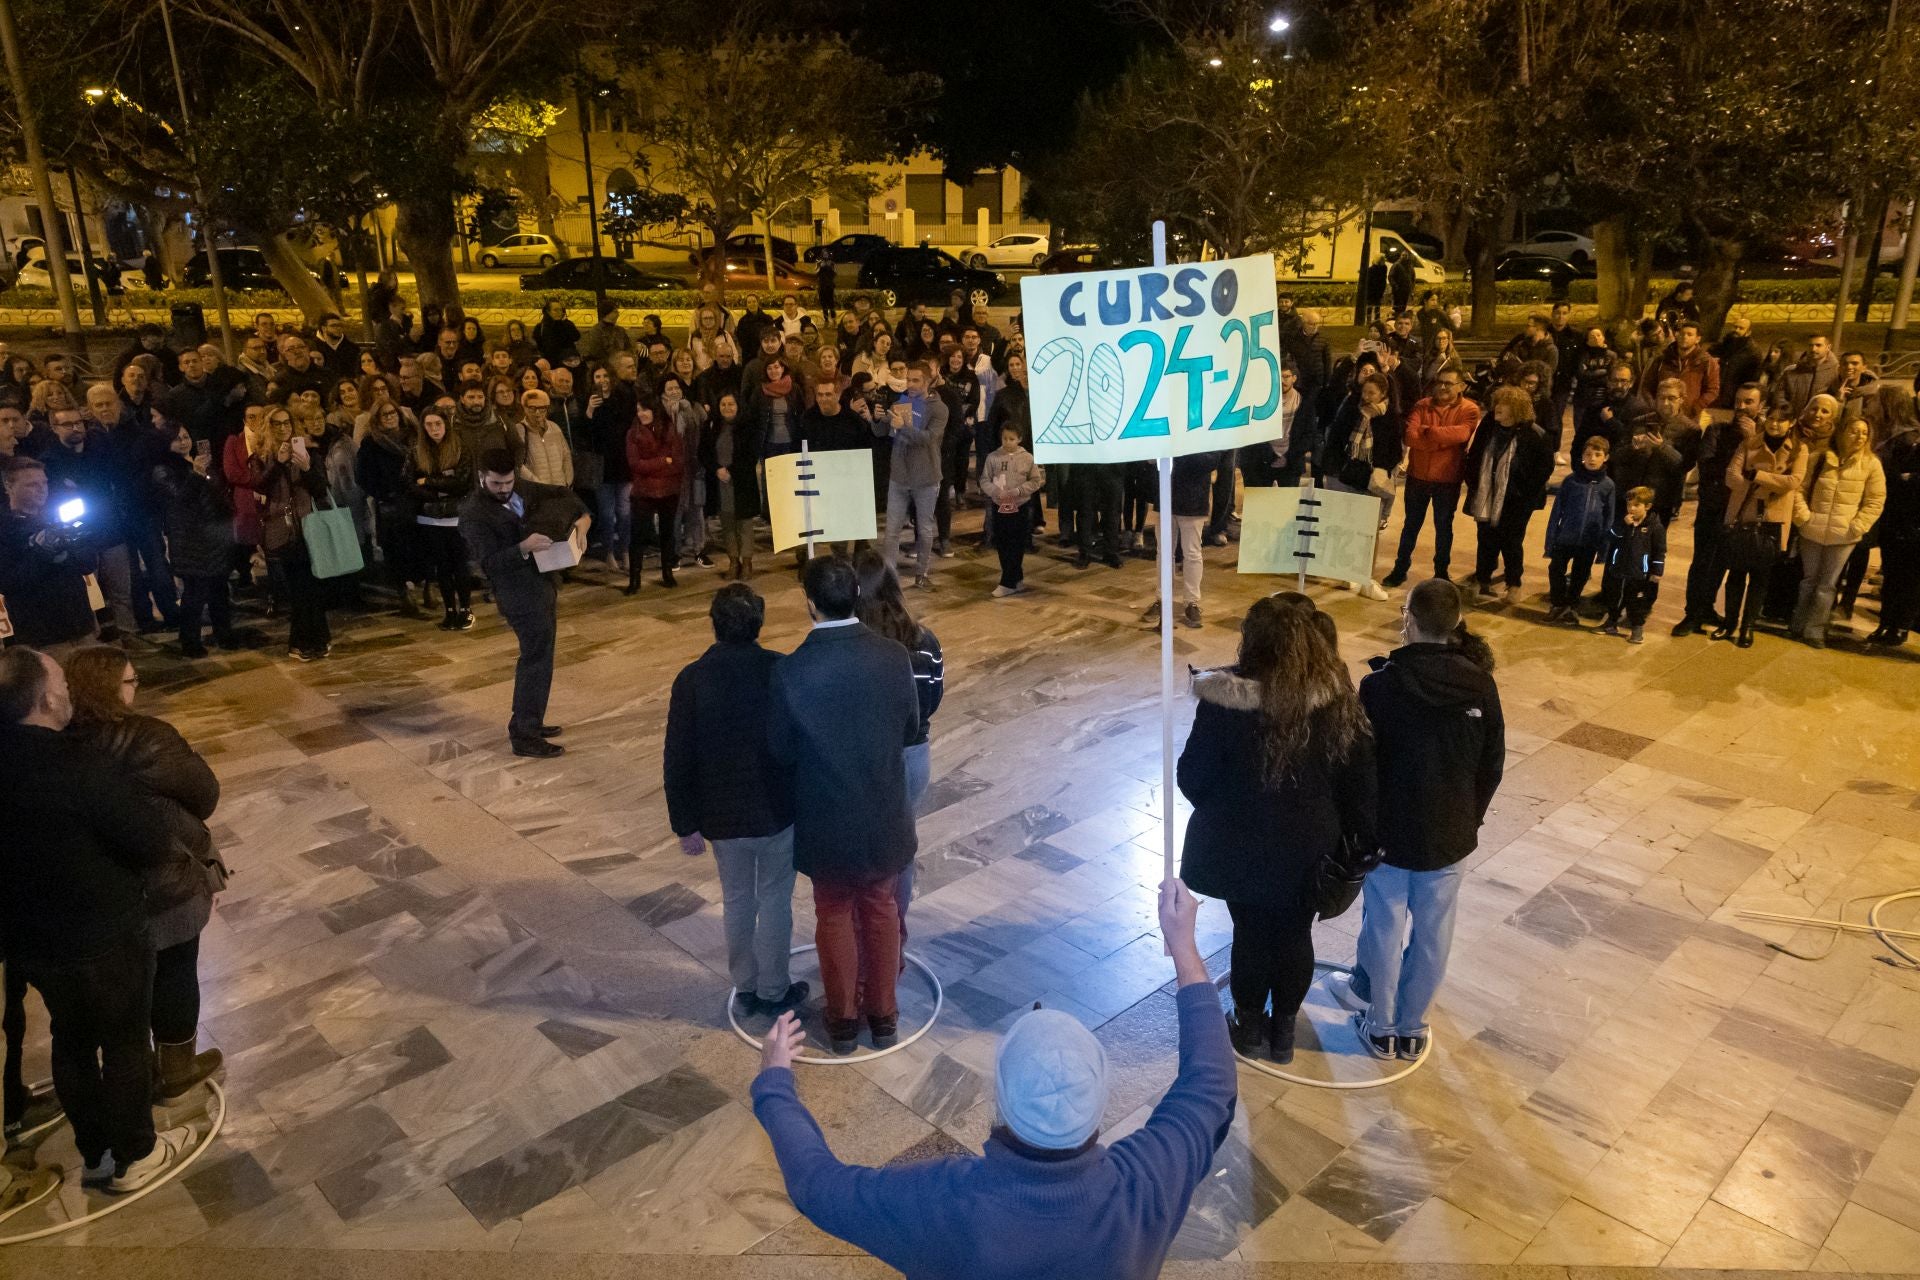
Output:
[8, 499, 1920, 1276]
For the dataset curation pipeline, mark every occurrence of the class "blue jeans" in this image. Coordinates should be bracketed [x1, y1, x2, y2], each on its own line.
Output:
[711, 828, 797, 1003]
[1353, 863, 1465, 1036]
[885, 482, 939, 579]
[596, 481, 632, 557]
[896, 740, 930, 934]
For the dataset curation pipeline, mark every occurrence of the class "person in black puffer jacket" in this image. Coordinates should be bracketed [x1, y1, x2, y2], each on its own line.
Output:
[1178, 596, 1376, 1065]
[62, 644, 227, 1102]
[151, 423, 235, 657]
[355, 402, 424, 619]
[1336, 580, 1504, 1062]
[408, 407, 476, 629]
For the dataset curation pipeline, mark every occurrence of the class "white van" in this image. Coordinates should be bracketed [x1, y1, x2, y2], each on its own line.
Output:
[1275, 215, 1446, 286]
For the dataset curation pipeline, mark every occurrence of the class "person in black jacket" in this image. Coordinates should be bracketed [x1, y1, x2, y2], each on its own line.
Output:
[1465, 386, 1555, 603]
[0, 648, 195, 1193]
[1597, 486, 1666, 643]
[409, 409, 476, 629]
[355, 401, 424, 619]
[1178, 597, 1377, 1064]
[458, 449, 590, 757]
[666, 584, 807, 1019]
[1336, 580, 1503, 1062]
[0, 454, 99, 654]
[63, 645, 226, 1099]
[1674, 384, 1761, 636]
[152, 424, 236, 656]
[767, 556, 920, 1055]
[1143, 450, 1223, 630]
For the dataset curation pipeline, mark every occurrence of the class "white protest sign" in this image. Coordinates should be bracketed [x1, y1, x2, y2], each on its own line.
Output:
[1019, 253, 1285, 464]
[766, 447, 877, 553]
[1238, 485, 1382, 584]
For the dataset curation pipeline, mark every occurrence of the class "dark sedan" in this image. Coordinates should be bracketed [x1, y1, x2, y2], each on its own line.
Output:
[1493, 252, 1594, 295]
[183, 247, 281, 292]
[520, 257, 681, 293]
[803, 233, 891, 266]
[856, 246, 1005, 307]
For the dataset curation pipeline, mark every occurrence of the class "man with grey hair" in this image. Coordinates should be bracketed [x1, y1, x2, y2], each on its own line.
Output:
[750, 878, 1234, 1279]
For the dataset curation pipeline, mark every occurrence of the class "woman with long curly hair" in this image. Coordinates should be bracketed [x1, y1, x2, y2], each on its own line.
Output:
[61, 645, 227, 1101]
[1177, 596, 1376, 1063]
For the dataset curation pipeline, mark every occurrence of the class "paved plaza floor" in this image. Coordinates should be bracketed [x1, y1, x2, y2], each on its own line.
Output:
[5, 503, 1920, 1278]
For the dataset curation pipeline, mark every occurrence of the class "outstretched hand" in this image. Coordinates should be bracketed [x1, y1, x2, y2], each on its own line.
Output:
[762, 1011, 806, 1072]
[1158, 877, 1199, 955]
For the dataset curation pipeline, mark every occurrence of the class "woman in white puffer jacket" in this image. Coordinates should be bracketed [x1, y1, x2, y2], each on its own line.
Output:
[1792, 418, 1886, 647]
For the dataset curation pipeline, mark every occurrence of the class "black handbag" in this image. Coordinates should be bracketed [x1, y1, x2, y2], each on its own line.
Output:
[1313, 831, 1381, 921]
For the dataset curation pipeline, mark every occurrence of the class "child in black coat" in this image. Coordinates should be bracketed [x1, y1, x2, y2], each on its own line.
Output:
[1598, 485, 1666, 644]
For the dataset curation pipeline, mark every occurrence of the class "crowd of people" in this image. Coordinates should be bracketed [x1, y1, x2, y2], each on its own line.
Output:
[1268, 293, 1915, 649]
[0, 270, 1914, 1259]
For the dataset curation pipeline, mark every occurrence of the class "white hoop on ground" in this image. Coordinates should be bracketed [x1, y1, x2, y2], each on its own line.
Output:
[1222, 963, 1435, 1089]
[726, 944, 944, 1066]
[0, 1079, 226, 1246]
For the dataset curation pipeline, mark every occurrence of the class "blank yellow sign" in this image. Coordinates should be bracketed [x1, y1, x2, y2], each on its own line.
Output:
[766, 449, 879, 552]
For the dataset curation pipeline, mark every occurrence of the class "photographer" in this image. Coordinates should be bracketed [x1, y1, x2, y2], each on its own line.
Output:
[0, 455, 99, 656]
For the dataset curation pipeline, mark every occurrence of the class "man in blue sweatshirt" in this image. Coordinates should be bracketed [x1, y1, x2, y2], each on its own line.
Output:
[750, 878, 1235, 1279]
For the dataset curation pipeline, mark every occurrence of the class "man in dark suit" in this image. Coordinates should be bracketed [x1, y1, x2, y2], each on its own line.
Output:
[767, 556, 920, 1055]
[459, 449, 590, 758]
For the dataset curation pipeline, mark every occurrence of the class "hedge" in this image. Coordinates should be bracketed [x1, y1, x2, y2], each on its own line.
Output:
[0, 273, 1891, 315]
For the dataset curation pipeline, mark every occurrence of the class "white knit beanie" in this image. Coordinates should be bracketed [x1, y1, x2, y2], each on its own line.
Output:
[994, 1008, 1109, 1150]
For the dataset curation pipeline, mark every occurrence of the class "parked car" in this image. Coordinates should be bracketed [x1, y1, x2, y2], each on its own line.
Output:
[1493, 252, 1593, 295]
[857, 246, 1006, 307]
[803, 232, 891, 266]
[718, 254, 816, 290]
[1038, 245, 1112, 275]
[519, 257, 681, 292]
[966, 233, 1050, 270]
[691, 232, 800, 268]
[479, 234, 561, 269]
[183, 247, 281, 291]
[1504, 229, 1595, 268]
[12, 251, 113, 293]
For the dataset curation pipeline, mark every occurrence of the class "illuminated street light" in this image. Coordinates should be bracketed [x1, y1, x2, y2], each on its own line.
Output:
[1268, 14, 1290, 33]
[1207, 56, 1223, 67]
[83, 85, 106, 99]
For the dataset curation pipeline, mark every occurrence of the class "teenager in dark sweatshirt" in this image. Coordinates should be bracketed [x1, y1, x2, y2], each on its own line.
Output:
[1336, 579, 1504, 1061]
[750, 879, 1234, 1280]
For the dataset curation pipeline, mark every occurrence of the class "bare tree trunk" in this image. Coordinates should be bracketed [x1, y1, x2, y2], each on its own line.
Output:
[1443, 202, 1471, 273]
[1593, 217, 1631, 326]
[1693, 234, 1744, 340]
[395, 194, 461, 308]
[256, 231, 337, 321]
[1466, 210, 1500, 337]
[1854, 189, 1892, 323]
[1628, 237, 1655, 328]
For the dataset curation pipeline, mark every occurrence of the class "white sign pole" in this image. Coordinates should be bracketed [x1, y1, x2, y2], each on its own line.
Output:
[798, 438, 817, 561]
[1152, 221, 1176, 885]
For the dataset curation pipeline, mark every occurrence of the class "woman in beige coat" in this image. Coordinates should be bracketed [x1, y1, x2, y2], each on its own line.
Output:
[1716, 418, 1807, 646]
[1791, 418, 1886, 647]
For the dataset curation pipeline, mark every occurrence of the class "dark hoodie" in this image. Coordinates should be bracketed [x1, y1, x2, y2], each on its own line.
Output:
[1358, 644, 1504, 871]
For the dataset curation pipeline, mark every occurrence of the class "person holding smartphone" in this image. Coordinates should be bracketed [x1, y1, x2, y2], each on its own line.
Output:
[153, 423, 237, 657]
[258, 408, 333, 661]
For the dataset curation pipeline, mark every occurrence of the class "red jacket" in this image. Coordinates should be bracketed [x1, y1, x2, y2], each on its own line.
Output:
[626, 418, 684, 501]
[1639, 344, 1720, 416]
[1401, 396, 1480, 485]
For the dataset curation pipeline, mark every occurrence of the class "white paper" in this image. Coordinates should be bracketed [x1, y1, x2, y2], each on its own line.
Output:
[532, 523, 586, 573]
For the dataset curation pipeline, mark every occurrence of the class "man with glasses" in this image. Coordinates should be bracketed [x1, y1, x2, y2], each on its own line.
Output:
[1384, 371, 1480, 587]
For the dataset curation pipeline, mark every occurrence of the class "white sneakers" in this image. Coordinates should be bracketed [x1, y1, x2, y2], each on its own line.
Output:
[1354, 580, 1390, 601]
[1327, 972, 1369, 1014]
[991, 584, 1024, 598]
[105, 1125, 196, 1194]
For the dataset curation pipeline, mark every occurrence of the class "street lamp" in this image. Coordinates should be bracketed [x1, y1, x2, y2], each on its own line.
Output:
[1207, 56, 1223, 67]
[1268, 14, 1290, 33]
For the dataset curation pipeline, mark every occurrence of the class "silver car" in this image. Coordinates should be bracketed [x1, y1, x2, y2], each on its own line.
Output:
[479, 234, 561, 269]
